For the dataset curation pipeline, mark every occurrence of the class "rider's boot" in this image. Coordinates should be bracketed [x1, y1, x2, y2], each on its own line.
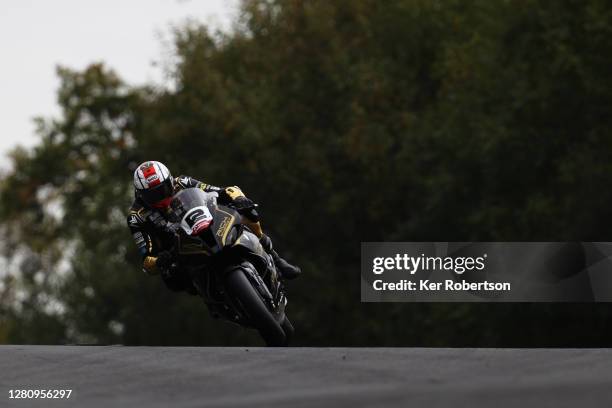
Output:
[260, 234, 301, 280]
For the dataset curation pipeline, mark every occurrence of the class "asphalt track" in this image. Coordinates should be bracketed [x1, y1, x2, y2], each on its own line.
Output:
[1, 346, 611, 407]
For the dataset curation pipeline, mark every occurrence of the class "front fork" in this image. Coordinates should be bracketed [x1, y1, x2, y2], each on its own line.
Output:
[238, 261, 286, 321]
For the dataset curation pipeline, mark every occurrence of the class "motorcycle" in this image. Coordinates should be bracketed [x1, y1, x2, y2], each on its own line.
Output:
[165, 187, 294, 346]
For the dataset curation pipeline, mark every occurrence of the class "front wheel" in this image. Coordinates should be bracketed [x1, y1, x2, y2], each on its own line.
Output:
[281, 316, 294, 344]
[225, 268, 287, 346]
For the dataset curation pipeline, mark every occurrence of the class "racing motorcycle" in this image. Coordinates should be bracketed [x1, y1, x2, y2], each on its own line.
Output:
[165, 188, 294, 346]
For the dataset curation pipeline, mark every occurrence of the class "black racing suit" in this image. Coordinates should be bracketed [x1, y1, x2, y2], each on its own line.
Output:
[127, 175, 262, 293]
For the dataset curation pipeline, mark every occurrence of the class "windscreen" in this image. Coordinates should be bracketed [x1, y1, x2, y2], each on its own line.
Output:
[169, 188, 217, 224]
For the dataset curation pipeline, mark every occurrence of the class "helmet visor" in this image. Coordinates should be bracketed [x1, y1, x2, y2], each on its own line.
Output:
[140, 178, 174, 207]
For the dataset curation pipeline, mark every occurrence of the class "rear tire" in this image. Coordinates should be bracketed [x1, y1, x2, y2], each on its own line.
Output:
[225, 268, 286, 346]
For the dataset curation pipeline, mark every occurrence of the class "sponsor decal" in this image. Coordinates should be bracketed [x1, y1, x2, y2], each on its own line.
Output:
[133, 232, 145, 246]
[180, 206, 213, 236]
[141, 162, 160, 186]
[128, 214, 140, 226]
[216, 216, 231, 238]
[148, 212, 167, 227]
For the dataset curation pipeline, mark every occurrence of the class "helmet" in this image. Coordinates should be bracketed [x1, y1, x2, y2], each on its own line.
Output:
[133, 161, 174, 209]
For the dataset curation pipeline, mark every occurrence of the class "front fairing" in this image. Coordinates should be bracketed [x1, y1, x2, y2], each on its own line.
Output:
[170, 188, 275, 286]
[170, 188, 243, 255]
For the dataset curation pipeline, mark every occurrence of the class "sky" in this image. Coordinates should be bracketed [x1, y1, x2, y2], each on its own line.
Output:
[0, 0, 239, 169]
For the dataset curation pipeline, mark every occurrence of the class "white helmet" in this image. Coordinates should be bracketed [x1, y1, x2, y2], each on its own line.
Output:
[133, 161, 174, 208]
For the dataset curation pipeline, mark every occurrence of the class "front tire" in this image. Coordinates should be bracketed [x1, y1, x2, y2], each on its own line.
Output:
[225, 268, 286, 346]
[281, 316, 294, 344]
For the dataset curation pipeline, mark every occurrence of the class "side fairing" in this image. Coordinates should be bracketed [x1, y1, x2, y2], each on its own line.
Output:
[176, 204, 267, 265]
[232, 230, 266, 257]
[211, 206, 239, 247]
[177, 205, 240, 258]
[232, 230, 274, 278]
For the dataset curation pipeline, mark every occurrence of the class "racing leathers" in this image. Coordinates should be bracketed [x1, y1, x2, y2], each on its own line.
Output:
[127, 176, 300, 294]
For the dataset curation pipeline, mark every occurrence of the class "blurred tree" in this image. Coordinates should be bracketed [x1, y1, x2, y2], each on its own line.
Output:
[2, 0, 612, 346]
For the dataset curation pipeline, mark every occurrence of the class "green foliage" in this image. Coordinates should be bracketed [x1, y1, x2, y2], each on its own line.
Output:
[2, 0, 612, 346]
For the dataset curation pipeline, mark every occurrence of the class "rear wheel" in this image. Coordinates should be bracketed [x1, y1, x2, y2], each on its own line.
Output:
[225, 268, 286, 346]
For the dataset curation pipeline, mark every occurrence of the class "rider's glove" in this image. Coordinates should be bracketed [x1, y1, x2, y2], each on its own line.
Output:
[156, 250, 173, 270]
[232, 196, 256, 210]
[232, 197, 259, 222]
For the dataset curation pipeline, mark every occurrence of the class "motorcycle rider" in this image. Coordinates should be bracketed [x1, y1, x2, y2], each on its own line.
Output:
[127, 160, 301, 294]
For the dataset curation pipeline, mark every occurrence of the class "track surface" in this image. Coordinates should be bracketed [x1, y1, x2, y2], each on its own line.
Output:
[1, 346, 611, 407]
